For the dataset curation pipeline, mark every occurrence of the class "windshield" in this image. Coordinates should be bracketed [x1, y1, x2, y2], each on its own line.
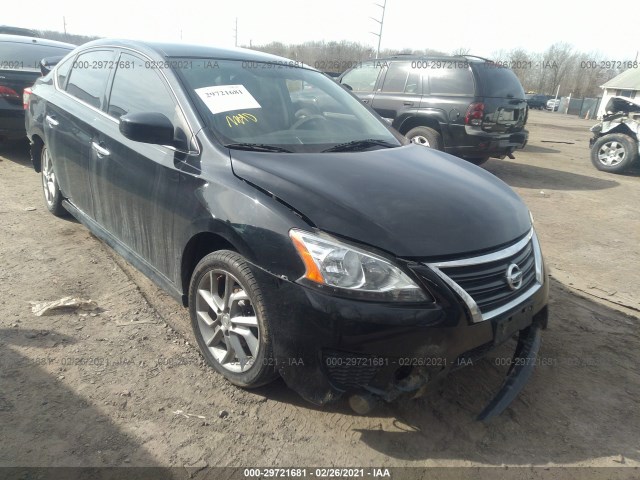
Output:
[175, 58, 401, 153]
[472, 63, 525, 99]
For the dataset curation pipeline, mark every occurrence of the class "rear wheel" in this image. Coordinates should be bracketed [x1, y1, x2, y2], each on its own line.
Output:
[406, 126, 443, 150]
[590, 133, 637, 174]
[188, 250, 279, 388]
[41, 145, 66, 217]
[466, 156, 489, 166]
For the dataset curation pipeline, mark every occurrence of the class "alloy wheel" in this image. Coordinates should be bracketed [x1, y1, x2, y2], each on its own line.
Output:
[41, 147, 56, 207]
[597, 141, 626, 167]
[195, 269, 260, 372]
[411, 135, 431, 147]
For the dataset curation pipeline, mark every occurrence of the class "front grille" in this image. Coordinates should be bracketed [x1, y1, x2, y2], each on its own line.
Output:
[322, 350, 380, 389]
[439, 240, 536, 314]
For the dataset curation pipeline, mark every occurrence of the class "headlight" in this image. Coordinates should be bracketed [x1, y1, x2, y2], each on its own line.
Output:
[289, 229, 432, 302]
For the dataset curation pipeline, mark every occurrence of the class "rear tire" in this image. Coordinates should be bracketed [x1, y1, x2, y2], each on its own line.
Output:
[41, 145, 66, 217]
[188, 250, 279, 388]
[406, 126, 443, 150]
[590, 133, 637, 174]
[466, 156, 489, 166]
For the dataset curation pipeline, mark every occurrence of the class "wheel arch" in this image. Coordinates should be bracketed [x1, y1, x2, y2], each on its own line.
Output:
[601, 123, 638, 142]
[180, 231, 242, 307]
[396, 114, 446, 141]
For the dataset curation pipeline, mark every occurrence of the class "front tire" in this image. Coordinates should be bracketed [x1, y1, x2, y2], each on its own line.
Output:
[406, 126, 443, 150]
[590, 133, 638, 173]
[188, 250, 279, 388]
[41, 145, 66, 217]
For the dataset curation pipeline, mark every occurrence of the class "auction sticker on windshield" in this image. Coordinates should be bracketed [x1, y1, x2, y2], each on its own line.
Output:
[195, 85, 261, 114]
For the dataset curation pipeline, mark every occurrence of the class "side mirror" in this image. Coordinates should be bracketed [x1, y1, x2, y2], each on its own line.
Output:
[119, 112, 174, 145]
[40, 56, 64, 76]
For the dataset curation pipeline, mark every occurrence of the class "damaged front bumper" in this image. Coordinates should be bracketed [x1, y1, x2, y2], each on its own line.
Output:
[253, 252, 549, 420]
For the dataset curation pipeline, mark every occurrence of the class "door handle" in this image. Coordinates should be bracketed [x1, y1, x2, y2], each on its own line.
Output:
[45, 115, 59, 127]
[403, 101, 413, 106]
[91, 141, 110, 157]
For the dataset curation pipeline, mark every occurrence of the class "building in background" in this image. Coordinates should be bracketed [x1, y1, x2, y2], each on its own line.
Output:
[597, 68, 640, 118]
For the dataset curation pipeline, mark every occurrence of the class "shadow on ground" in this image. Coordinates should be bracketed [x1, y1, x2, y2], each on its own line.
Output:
[484, 161, 620, 191]
[0, 139, 31, 167]
[0, 328, 165, 469]
[352, 279, 640, 464]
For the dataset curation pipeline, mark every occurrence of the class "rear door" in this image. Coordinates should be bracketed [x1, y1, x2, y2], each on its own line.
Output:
[471, 63, 527, 133]
[46, 49, 115, 218]
[93, 52, 195, 280]
[370, 61, 422, 124]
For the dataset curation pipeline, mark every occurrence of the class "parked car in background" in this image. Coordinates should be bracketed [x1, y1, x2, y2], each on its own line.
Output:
[589, 96, 640, 173]
[0, 34, 74, 142]
[525, 93, 547, 110]
[338, 55, 529, 165]
[546, 98, 560, 111]
[26, 39, 548, 419]
[0, 26, 41, 37]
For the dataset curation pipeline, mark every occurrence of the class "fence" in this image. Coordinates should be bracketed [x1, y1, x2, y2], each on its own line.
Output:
[554, 97, 601, 119]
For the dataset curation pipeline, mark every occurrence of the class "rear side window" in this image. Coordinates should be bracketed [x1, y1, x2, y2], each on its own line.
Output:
[472, 63, 525, 98]
[427, 66, 475, 96]
[0, 41, 73, 70]
[340, 63, 381, 93]
[65, 50, 115, 109]
[55, 56, 74, 88]
[381, 62, 420, 94]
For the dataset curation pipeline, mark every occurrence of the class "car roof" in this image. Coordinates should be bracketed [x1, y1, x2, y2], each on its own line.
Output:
[0, 26, 41, 37]
[77, 38, 311, 66]
[0, 34, 75, 49]
[374, 54, 491, 64]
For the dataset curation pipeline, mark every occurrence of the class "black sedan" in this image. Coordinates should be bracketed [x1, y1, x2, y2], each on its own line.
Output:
[25, 39, 549, 419]
[0, 34, 74, 142]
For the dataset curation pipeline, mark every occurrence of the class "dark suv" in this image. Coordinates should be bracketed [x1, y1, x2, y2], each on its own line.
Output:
[339, 55, 529, 165]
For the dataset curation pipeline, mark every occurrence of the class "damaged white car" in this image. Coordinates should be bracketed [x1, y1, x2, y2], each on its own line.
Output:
[590, 96, 640, 173]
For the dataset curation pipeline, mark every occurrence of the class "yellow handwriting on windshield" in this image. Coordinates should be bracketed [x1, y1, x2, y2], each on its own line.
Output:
[226, 113, 258, 127]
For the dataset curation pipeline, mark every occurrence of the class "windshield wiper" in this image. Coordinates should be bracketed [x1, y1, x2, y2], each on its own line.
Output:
[322, 139, 397, 152]
[224, 143, 293, 153]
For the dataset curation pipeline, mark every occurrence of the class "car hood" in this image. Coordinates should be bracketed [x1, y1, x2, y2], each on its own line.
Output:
[230, 145, 531, 258]
[605, 96, 640, 115]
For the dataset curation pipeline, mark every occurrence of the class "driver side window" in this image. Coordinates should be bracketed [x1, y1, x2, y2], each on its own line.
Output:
[107, 53, 189, 148]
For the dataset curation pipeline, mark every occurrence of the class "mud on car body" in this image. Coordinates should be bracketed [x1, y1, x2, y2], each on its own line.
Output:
[25, 39, 549, 420]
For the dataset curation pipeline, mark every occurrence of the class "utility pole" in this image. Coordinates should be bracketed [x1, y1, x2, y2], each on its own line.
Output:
[234, 17, 238, 47]
[62, 16, 67, 39]
[369, 0, 386, 59]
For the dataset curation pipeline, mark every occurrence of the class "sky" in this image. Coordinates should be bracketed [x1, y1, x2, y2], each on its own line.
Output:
[4, 0, 638, 60]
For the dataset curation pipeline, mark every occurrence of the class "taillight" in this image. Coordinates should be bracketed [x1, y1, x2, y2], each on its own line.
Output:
[0, 85, 20, 100]
[464, 102, 485, 126]
[23, 87, 32, 110]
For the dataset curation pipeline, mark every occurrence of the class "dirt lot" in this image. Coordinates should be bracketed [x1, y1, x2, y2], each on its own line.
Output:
[1, 110, 639, 478]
